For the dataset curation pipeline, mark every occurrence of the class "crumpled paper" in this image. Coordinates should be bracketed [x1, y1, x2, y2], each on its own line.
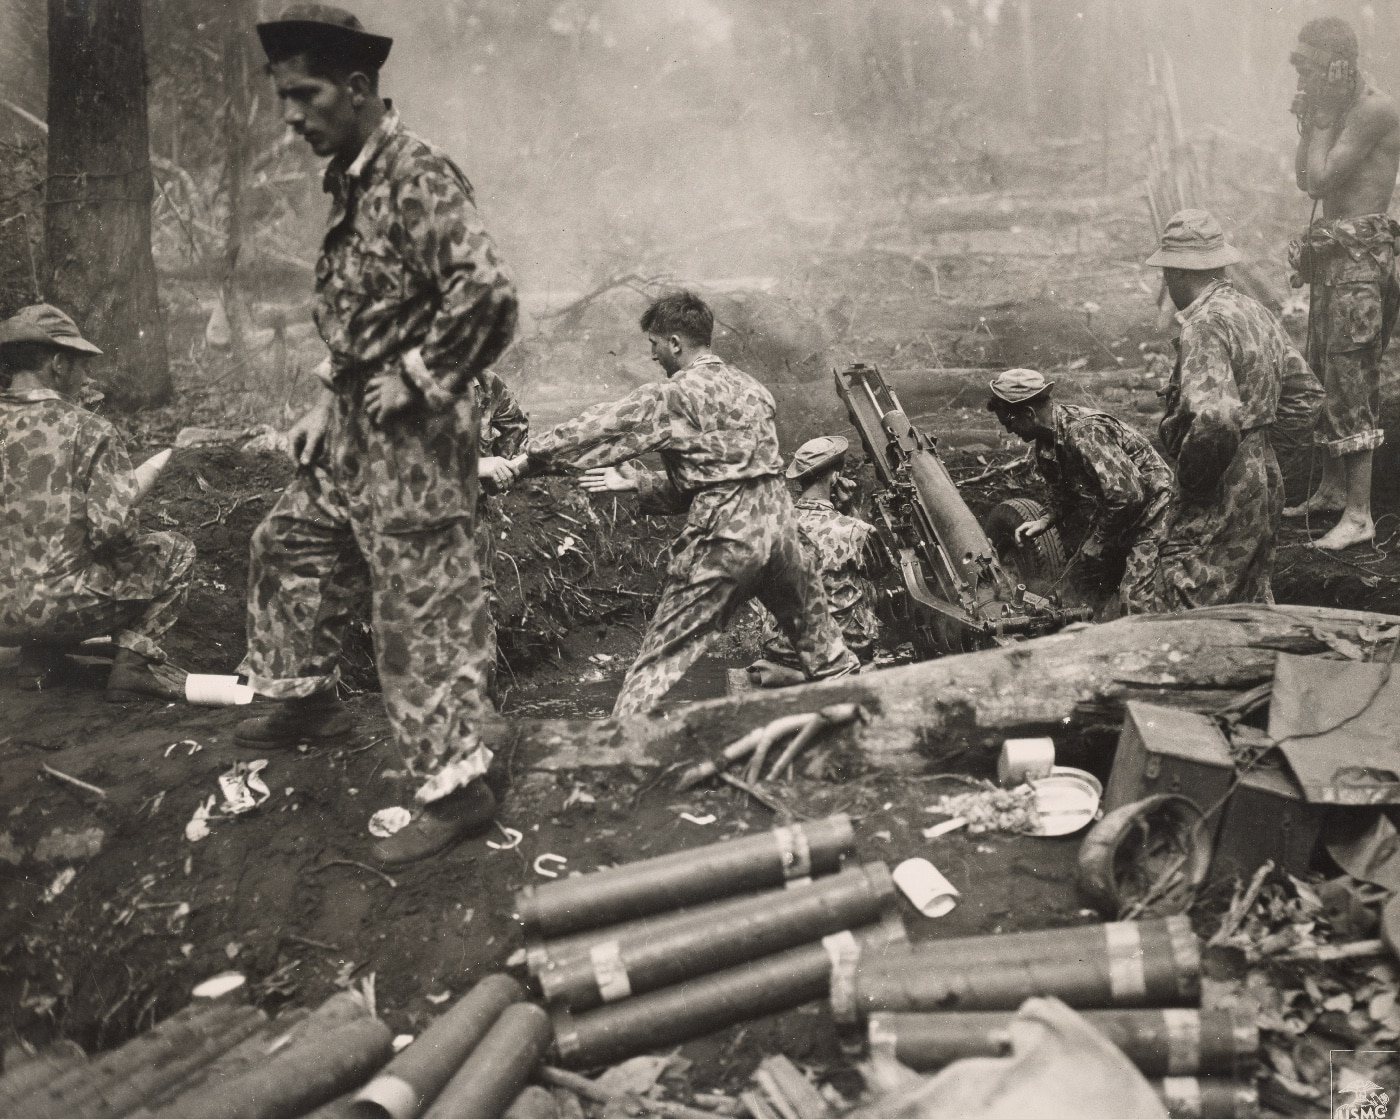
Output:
[219, 760, 271, 815]
[368, 807, 413, 838]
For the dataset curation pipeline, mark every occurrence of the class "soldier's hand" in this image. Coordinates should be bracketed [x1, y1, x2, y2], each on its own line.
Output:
[579, 466, 637, 494]
[288, 397, 333, 468]
[1014, 516, 1052, 545]
[479, 456, 515, 487]
[1290, 91, 1312, 122]
[364, 371, 415, 424]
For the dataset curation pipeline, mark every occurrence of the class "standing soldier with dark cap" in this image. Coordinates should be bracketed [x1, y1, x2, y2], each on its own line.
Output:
[985, 368, 1173, 614]
[1146, 210, 1322, 610]
[507, 290, 859, 715]
[237, 6, 518, 867]
[757, 436, 882, 668]
[1284, 16, 1400, 551]
[0, 304, 193, 699]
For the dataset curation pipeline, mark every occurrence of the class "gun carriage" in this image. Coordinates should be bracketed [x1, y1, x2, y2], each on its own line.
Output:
[834, 363, 1091, 656]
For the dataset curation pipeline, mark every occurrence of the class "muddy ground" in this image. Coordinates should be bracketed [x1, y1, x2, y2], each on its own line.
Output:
[8, 136, 1400, 1111]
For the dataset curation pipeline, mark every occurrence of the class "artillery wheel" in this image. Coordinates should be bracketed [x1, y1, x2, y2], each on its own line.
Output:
[984, 498, 1067, 593]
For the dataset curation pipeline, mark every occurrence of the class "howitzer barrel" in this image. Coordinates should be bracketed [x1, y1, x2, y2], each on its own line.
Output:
[906, 447, 1004, 610]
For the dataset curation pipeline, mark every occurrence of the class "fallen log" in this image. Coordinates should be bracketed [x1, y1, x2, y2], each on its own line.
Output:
[483, 605, 1400, 773]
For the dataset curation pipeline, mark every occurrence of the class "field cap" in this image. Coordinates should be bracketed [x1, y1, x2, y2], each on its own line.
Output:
[256, 4, 393, 69]
[786, 435, 849, 480]
[987, 368, 1053, 407]
[0, 303, 102, 354]
[1145, 209, 1244, 270]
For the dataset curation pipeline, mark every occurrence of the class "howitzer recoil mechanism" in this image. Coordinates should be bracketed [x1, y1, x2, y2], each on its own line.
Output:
[835, 362, 1091, 655]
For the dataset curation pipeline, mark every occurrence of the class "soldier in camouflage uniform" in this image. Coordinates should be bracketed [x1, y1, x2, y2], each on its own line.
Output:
[1146, 210, 1323, 610]
[0, 304, 192, 700]
[239, 7, 518, 867]
[1284, 17, 1400, 550]
[985, 368, 1174, 614]
[758, 436, 882, 667]
[472, 368, 529, 699]
[508, 291, 859, 715]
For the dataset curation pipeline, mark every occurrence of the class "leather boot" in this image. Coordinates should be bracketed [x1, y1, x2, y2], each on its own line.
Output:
[105, 649, 187, 702]
[371, 782, 497, 868]
[234, 694, 353, 748]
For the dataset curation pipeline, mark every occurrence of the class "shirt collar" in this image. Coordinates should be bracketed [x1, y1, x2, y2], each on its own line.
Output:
[673, 353, 725, 378]
[796, 497, 834, 510]
[325, 104, 400, 192]
[0, 387, 63, 403]
[1174, 278, 1232, 328]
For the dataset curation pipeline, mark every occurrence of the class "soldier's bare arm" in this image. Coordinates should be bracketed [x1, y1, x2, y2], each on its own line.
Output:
[1303, 88, 1400, 212]
[288, 383, 336, 467]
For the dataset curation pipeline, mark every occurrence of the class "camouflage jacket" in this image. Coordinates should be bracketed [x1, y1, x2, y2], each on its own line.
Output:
[526, 354, 783, 515]
[317, 108, 518, 410]
[794, 498, 880, 636]
[476, 369, 529, 457]
[1160, 280, 1321, 495]
[1033, 403, 1174, 551]
[0, 388, 143, 594]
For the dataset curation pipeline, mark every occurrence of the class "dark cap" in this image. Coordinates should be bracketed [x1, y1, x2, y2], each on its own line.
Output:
[0, 303, 103, 354]
[256, 4, 392, 70]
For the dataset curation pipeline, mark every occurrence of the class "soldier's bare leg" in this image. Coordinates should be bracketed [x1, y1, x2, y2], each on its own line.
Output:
[1314, 449, 1376, 550]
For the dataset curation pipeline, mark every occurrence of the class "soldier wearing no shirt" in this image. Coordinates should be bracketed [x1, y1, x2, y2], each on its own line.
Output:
[1283, 17, 1400, 551]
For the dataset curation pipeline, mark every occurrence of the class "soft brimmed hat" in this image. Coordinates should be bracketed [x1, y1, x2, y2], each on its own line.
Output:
[987, 368, 1052, 407]
[256, 4, 392, 70]
[1145, 209, 1244, 270]
[0, 303, 102, 354]
[786, 435, 849, 480]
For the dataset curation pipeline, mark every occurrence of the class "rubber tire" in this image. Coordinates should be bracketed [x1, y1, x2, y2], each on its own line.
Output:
[983, 497, 1067, 590]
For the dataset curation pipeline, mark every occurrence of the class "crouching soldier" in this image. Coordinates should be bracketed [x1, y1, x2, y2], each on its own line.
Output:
[507, 290, 859, 715]
[0, 304, 193, 698]
[986, 369, 1173, 614]
[756, 436, 882, 671]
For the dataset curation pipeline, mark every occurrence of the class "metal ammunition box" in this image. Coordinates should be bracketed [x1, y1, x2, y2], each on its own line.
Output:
[1209, 764, 1321, 884]
[1105, 702, 1235, 842]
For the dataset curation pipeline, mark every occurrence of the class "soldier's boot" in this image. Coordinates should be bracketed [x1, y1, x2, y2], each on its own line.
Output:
[370, 781, 497, 868]
[234, 693, 353, 748]
[105, 649, 187, 702]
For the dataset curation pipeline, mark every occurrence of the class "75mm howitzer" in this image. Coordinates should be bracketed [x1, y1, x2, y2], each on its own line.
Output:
[835, 362, 1091, 656]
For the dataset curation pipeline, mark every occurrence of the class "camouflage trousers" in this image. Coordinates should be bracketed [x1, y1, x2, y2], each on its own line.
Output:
[1148, 430, 1281, 611]
[0, 531, 194, 662]
[1114, 494, 1172, 614]
[241, 394, 492, 804]
[613, 476, 859, 717]
[1306, 219, 1399, 456]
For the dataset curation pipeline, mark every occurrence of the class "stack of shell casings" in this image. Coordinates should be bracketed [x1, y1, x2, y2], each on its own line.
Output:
[847, 916, 1259, 1117]
[514, 814, 909, 1068]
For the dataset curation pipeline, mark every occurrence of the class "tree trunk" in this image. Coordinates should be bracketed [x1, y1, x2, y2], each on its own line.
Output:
[45, 0, 169, 408]
[484, 604, 1400, 773]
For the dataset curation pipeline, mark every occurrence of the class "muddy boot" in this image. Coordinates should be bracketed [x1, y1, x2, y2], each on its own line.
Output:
[105, 649, 187, 702]
[234, 693, 353, 748]
[371, 782, 497, 868]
